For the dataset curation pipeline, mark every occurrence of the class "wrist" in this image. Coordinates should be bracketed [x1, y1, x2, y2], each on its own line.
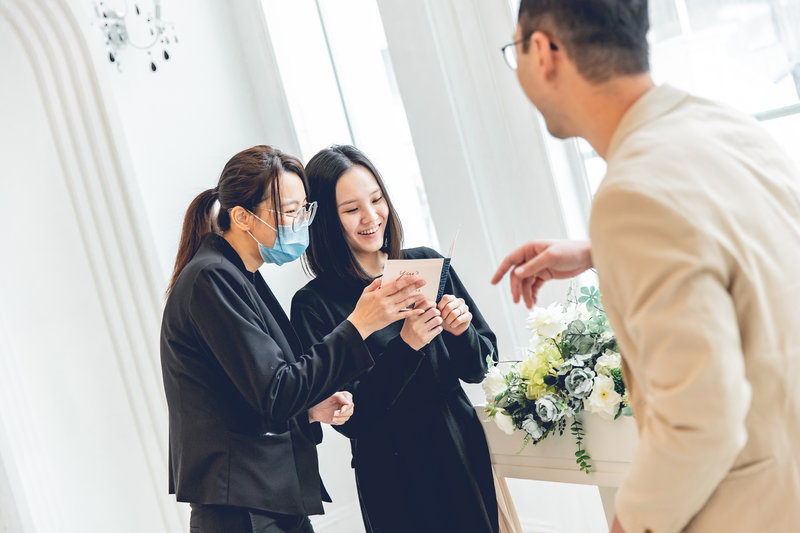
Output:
[400, 330, 422, 351]
[347, 314, 372, 339]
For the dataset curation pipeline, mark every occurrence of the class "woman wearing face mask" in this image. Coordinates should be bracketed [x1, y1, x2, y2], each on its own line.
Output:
[290, 145, 499, 533]
[160, 145, 426, 533]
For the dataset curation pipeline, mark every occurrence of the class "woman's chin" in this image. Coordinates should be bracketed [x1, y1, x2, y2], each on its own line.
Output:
[351, 233, 385, 254]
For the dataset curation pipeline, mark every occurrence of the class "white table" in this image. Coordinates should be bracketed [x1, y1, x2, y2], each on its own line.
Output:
[476, 406, 639, 530]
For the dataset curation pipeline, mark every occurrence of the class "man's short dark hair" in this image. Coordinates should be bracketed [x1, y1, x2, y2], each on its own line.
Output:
[518, 0, 650, 83]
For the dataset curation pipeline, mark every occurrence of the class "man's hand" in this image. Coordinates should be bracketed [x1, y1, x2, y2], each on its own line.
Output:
[308, 391, 354, 425]
[491, 240, 593, 308]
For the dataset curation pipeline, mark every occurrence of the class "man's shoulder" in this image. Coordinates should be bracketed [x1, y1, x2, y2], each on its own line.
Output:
[612, 92, 758, 166]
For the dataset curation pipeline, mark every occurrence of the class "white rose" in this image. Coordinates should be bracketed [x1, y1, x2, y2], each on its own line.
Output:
[594, 351, 622, 376]
[494, 410, 516, 435]
[521, 416, 544, 440]
[583, 374, 622, 420]
[482, 367, 507, 403]
[526, 303, 566, 339]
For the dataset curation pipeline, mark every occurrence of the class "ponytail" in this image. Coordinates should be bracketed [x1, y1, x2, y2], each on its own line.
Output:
[165, 144, 307, 295]
[166, 187, 218, 295]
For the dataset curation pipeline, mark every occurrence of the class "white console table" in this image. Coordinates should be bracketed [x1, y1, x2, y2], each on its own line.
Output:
[476, 406, 639, 531]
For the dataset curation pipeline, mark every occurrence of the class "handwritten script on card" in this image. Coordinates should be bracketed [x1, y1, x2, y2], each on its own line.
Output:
[380, 230, 458, 303]
[381, 257, 449, 303]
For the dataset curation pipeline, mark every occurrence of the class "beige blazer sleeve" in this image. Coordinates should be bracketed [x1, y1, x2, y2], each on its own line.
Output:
[590, 183, 752, 533]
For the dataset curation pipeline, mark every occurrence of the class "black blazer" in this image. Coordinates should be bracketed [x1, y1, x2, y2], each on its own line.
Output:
[160, 233, 373, 515]
[291, 247, 499, 532]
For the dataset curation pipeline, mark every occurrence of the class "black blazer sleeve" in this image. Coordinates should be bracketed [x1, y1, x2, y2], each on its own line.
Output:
[291, 290, 426, 439]
[438, 261, 499, 383]
[190, 266, 373, 432]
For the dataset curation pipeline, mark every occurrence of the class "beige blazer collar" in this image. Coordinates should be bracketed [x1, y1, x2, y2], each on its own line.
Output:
[606, 84, 688, 161]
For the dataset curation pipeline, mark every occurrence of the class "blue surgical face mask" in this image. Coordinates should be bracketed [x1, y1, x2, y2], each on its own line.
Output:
[247, 211, 309, 266]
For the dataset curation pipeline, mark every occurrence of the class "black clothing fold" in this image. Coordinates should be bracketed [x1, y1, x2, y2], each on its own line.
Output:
[161, 233, 374, 516]
[291, 247, 499, 533]
[189, 504, 315, 533]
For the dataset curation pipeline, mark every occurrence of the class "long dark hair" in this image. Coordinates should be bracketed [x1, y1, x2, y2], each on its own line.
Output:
[167, 145, 307, 294]
[304, 145, 403, 283]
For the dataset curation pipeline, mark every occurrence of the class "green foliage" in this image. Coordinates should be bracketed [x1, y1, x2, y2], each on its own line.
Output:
[578, 286, 602, 312]
[610, 367, 625, 395]
[564, 319, 596, 354]
[483, 283, 629, 475]
[570, 419, 593, 474]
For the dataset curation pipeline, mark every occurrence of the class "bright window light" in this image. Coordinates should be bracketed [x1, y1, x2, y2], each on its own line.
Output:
[262, 0, 439, 249]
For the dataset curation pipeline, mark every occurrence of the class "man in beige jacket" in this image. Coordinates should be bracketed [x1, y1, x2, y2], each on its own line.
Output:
[492, 1, 800, 532]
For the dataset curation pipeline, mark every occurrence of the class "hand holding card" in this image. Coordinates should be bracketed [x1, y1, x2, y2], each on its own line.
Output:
[380, 228, 459, 303]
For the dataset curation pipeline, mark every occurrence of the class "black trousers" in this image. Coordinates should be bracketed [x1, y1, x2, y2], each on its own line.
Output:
[189, 504, 315, 533]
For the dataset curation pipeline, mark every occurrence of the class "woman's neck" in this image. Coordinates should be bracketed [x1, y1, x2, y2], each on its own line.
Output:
[354, 250, 387, 279]
[223, 230, 263, 273]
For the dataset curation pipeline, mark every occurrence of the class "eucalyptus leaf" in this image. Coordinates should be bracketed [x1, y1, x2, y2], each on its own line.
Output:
[567, 320, 586, 335]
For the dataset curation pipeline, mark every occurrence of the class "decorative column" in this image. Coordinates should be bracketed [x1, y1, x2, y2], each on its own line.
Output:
[0, 0, 185, 530]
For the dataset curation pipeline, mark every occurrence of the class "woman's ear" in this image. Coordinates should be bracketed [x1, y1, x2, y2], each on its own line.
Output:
[229, 206, 252, 231]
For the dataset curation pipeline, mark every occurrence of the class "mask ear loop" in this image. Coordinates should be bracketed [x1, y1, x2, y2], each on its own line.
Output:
[227, 207, 258, 246]
[248, 208, 285, 246]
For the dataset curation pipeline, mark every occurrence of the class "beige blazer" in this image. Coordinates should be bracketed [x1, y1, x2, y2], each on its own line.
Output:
[590, 84, 800, 533]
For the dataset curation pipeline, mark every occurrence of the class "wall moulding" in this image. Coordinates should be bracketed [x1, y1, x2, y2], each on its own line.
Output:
[0, 0, 184, 530]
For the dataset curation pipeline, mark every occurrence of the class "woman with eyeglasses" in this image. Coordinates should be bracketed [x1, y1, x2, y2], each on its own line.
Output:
[160, 145, 427, 533]
[290, 145, 499, 533]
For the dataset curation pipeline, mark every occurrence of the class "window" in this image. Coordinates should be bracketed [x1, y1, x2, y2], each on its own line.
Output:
[580, 0, 800, 190]
[506, 0, 800, 194]
[261, 0, 439, 249]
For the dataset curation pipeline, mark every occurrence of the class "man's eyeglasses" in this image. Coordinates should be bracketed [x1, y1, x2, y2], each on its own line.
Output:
[500, 34, 558, 71]
[268, 201, 318, 232]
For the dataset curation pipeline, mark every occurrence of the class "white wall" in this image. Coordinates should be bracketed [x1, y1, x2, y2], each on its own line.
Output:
[92, 0, 362, 529]
[376, 1, 606, 530]
[0, 0, 358, 531]
[0, 0, 183, 530]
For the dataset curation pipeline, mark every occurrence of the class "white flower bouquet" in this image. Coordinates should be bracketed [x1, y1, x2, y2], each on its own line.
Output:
[482, 285, 632, 473]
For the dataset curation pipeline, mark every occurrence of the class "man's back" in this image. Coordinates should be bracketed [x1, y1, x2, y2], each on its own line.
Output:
[591, 84, 800, 532]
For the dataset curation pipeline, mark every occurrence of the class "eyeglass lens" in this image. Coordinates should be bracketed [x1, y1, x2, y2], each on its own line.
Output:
[503, 44, 517, 70]
[292, 201, 317, 231]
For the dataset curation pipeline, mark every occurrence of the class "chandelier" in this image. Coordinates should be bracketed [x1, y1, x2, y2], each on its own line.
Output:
[92, 0, 178, 72]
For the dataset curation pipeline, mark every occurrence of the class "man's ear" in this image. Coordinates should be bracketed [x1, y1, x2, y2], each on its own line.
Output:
[531, 31, 558, 81]
[229, 206, 252, 231]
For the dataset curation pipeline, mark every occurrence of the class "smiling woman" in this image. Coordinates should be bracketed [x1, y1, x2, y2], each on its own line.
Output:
[292, 145, 500, 533]
[336, 166, 390, 274]
[301, 145, 403, 282]
[160, 144, 430, 533]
